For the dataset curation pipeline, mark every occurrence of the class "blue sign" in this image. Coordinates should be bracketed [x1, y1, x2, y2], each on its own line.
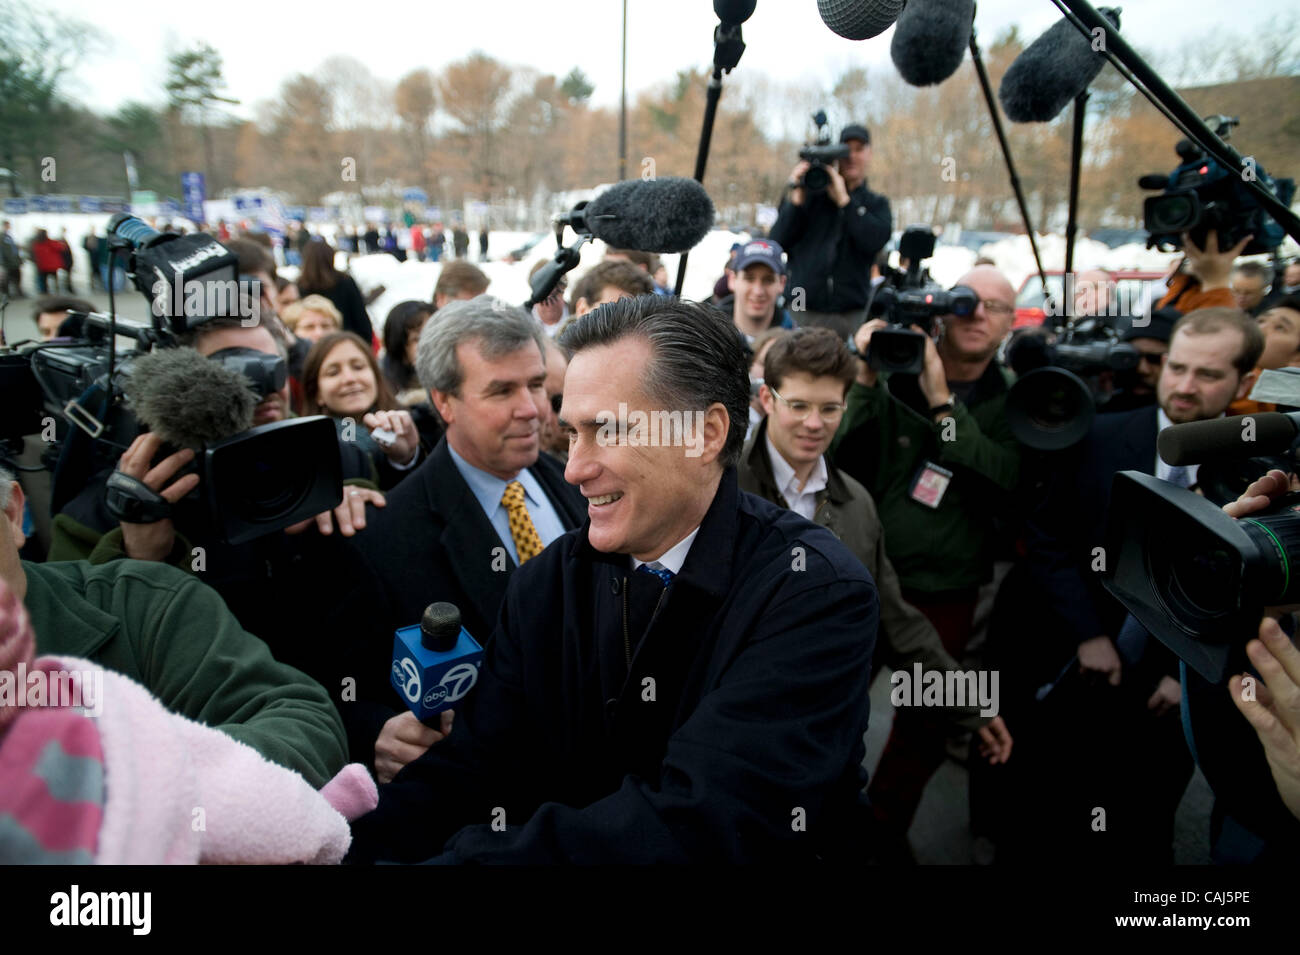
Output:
[79, 197, 102, 213]
[402, 187, 428, 203]
[180, 172, 206, 224]
[285, 206, 306, 222]
[100, 198, 128, 214]
[307, 206, 329, 223]
[28, 196, 50, 212]
[3, 199, 26, 214]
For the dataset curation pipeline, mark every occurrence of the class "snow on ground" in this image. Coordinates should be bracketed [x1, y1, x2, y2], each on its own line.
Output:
[8, 213, 1296, 336]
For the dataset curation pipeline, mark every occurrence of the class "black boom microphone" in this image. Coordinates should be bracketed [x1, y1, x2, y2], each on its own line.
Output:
[1158, 412, 1300, 467]
[818, 0, 905, 40]
[998, 7, 1121, 123]
[581, 177, 715, 254]
[890, 0, 974, 87]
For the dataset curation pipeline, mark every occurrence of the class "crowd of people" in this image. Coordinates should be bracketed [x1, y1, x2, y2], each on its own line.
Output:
[2, 124, 1300, 865]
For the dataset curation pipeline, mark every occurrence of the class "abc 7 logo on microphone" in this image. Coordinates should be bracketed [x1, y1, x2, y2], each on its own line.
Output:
[393, 657, 480, 707]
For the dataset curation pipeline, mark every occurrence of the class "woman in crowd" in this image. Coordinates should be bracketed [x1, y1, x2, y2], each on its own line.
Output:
[379, 300, 433, 401]
[282, 295, 342, 345]
[296, 240, 374, 347]
[302, 331, 424, 488]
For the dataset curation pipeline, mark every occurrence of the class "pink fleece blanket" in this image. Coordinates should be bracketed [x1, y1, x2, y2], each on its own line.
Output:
[0, 655, 376, 864]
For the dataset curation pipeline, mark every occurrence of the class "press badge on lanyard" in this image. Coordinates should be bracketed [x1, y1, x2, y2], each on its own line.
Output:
[909, 461, 953, 509]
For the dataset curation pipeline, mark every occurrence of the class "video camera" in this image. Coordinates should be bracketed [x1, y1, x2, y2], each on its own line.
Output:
[865, 226, 977, 376]
[1102, 368, 1300, 684]
[797, 110, 851, 195]
[1004, 312, 1139, 451]
[0, 214, 340, 544]
[1140, 116, 1296, 256]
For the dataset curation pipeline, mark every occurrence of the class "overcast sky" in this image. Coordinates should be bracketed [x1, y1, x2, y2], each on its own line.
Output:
[47, 0, 1298, 118]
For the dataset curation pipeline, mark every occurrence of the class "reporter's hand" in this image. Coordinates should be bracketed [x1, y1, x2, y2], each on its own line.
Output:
[116, 432, 200, 562]
[976, 715, 1013, 765]
[788, 161, 811, 207]
[1223, 469, 1299, 519]
[374, 709, 454, 784]
[1229, 617, 1300, 822]
[852, 318, 889, 387]
[363, 409, 419, 465]
[1182, 229, 1252, 291]
[285, 485, 386, 537]
[1078, 635, 1122, 686]
[1146, 675, 1182, 717]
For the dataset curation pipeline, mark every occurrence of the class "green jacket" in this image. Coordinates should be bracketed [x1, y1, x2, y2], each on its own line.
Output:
[739, 420, 985, 729]
[24, 558, 347, 788]
[829, 361, 1020, 595]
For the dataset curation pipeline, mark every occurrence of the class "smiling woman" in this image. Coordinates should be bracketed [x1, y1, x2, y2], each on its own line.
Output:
[304, 331, 396, 419]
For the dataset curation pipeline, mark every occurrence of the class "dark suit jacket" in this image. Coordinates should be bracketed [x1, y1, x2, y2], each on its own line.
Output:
[345, 470, 878, 864]
[1025, 403, 1159, 653]
[333, 438, 585, 761]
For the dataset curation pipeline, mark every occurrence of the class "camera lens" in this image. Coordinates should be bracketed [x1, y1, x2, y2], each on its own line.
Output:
[1165, 539, 1238, 619]
[1149, 195, 1195, 232]
[803, 164, 830, 193]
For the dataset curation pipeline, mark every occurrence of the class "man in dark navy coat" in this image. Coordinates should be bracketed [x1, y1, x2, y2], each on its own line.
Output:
[334, 296, 585, 780]
[346, 295, 879, 864]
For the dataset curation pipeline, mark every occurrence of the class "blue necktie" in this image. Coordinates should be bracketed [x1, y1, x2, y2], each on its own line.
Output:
[636, 564, 675, 587]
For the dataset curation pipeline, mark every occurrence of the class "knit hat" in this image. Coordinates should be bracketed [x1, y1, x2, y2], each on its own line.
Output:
[0, 576, 36, 733]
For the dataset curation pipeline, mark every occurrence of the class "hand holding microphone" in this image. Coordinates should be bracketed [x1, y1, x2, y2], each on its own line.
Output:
[375, 709, 454, 784]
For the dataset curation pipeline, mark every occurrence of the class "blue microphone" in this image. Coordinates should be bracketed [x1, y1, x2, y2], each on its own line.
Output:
[390, 602, 484, 723]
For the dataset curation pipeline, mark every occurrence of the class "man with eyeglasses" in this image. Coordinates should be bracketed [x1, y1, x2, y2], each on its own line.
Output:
[830, 264, 1021, 853]
[738, 329, 1014, 801]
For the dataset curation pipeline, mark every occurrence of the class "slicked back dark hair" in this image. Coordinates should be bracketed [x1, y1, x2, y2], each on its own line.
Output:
[559, 295, 751, 468]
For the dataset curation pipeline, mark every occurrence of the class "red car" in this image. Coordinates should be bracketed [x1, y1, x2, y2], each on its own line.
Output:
[1013, 270, 1168, 328]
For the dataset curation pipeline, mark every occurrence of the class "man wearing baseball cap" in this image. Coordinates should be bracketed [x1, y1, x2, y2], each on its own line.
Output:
[719, 238, 795, 343]
[770, 122, 892, 341]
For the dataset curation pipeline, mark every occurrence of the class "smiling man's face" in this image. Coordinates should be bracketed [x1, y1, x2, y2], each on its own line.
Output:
[560, 337, 724, 562]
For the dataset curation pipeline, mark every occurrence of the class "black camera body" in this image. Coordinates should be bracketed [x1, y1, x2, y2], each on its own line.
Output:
[1005, 314, 1138, 451]
[1140, 116, 1296, 256]
[0, 215, 342, 545]
[865, 226, 975, 376]
[797, 110, 851, 195]
[1103, 372, 1300, 683]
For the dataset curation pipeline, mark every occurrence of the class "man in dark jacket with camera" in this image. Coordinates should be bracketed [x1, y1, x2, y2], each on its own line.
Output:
[770, 123, 892, 341]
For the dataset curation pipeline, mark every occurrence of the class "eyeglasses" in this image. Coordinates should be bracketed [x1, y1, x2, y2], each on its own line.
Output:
[768, 386, 846, 422]
[979, 299, 1015, 317]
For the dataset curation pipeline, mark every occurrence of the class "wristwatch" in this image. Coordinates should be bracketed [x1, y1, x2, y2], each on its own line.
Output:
[929, 394, 956, 416]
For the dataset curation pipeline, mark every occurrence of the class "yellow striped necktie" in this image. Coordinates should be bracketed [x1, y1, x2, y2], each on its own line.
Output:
[501, 480, 544, 563]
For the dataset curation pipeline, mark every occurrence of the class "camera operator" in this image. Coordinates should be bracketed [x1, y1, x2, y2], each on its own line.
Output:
[770, 124, 892, 340]
[45, 313, 387, 699]
[1012, 306, 1264, 863]
[829, 264, 1021, 845]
